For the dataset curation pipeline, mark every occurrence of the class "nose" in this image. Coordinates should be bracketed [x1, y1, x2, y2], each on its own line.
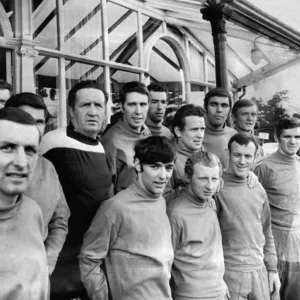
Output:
[239, 155, 246, 164]
[157, 102, 163, 110]
[158, 167, 167, 180]
[207, 178, 214, 190]
[135, 104, 142, 114]
[13, 148, 27, 169]
[88, 104, 97, 116]
[290, 136, 296, 144]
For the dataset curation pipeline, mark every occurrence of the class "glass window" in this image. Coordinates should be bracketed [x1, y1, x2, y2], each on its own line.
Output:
[189, 41, 204, 82]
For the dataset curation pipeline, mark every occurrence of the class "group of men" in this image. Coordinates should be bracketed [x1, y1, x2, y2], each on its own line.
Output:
[0, 79, 299, 300]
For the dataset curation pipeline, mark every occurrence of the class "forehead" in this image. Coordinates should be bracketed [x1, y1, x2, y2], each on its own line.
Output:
[236, 105, 257, 114]
[125, 92, 149, 104]
[193, 163, 220, 177]
[150, 91, 167, 101]
[19, 105, 45, 120]
[183, 116, 205, 129]
[75, 88, 105, 104]
[281, 127, 300, 136]
[230, 141, 256, 154]
[0, 120, 39, 146]
[208, 96, 229, 105]
[0, 89, 10, 100]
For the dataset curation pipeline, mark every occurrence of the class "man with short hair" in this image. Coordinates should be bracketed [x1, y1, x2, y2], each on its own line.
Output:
[5, 92, 70, 276]
[217, 133, 280, 300]
[145, 83, 173, 140]
[0, 107, 49, 299]
[202, 88, 237, 169]
[167, 151, 228, 300]
[255, 118, 300, 300]
[40, 80, 111, 299]
[80, 136, 176, 300]
[102, 81, 151, 194]
[0, 79, 12, 108]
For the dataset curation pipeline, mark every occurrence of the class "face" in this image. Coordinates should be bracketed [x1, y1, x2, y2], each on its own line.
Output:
[206, 96, 230, 129]
[0, 120, 39, 202]
[190, 163, 220, 202]
[228, 141, 256, 179]
[234, 105, 257, 133]
[69, 88, 106, 139]
[148, 91, 167, 123]
[0, 89, 11, 108]
[278, 127, 300, 157]
[121, 92, 149, 131]
[19, 105, 46, 136]
[175, 116, 205, 151]
[135, 160, 174, 197]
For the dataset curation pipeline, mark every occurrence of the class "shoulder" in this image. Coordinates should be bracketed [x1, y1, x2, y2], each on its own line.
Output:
[167, 193, 186, 218]
[162, 125, 174, 140]
[225, 126, 237, 136]
[21, 195, 43, 218]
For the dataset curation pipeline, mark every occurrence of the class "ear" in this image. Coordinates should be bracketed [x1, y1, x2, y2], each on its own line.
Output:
[134, 158, 142, 172]
[174, 126, 182, 138]
[120, 104, 125, 114]
[231, 113, 236, 123]
[68, 105, 74, 119]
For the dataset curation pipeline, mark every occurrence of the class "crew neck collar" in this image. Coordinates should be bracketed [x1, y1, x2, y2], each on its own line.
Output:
[68, 122, 99, 145]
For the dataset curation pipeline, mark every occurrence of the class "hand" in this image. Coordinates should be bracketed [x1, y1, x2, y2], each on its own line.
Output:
[268, 271, 281, 296]
[247, 171, 258, 189]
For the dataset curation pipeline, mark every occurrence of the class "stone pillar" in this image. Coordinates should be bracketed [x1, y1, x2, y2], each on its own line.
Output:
[201, 1, 233, 90]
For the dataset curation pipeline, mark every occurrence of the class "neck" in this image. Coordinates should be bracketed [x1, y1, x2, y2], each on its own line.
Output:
[234, 124, 252, 134]
[0, 193, 18, 208]
[277, 147, 297, 159]
[176, 139, 196, 156]
[145, 116, 163, 128]
[206, 119, 225, 131]
[123, 118, 143, 133]
[71, 120, 97, 139]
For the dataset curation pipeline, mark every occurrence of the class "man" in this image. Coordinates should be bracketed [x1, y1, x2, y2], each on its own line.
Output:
[167, 151, 228, 300]
[0, 79, 12, 108]
[145, 83, 173, 140]
[202, 88, 237, 169]
[80, 136, 176, 300]
[255, 118, 300, 300]
[40, 80, 111, 299]
[102, 81, 151, 194]
[5, 92, 70, 276]
[217, 133, 280, 300]
[0, 107, 49, 299]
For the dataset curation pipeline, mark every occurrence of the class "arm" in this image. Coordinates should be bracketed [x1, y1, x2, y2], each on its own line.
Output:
[79, 203, 118, 300]
[246, 171, 259, 188]
[45, 182, 70, 275]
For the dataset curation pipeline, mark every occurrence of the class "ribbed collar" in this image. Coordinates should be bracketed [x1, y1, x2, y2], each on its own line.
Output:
[174, 142, 205, 158]
[116, 119, 150, 138]
[0, 195, 23, 220]
[274, 150, 297, 165]
[67, 122, 99, 145]
[145, 116, 163, 135]
[222, 170, 247, 184]
[131, 179, 162, 200]
[181, 186, 209, 207]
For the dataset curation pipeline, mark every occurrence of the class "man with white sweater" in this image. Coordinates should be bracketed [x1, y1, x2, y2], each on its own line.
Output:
[79, 136, 176, 300]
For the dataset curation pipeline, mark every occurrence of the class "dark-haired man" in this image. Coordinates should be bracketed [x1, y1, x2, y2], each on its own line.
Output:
[80, 136, 175, 300]
[145, 83, 173, 140]
[102, 81, 151, 194]
[40, 80, 111, 299]
[255, 118, 300, 300]
[167, 151, 228, 300]
[0, 79, 12, 108]
[202, 88, 237, 169]
[217, 133, 280, 300]
[0, 107, 49, 299]
[5, 93, 70, 276]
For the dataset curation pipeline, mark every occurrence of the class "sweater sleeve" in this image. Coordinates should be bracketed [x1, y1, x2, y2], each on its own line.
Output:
[261, 192, 278, 272]
[45, 182, 70, 274]
[79, 203, 118, 300]
[254, 163, 268, 187]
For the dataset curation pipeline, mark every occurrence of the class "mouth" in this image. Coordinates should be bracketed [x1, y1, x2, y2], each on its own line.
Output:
[6, 173, 27, 179]
[86, 120, 98, 124]
[154, 181, 166, 187]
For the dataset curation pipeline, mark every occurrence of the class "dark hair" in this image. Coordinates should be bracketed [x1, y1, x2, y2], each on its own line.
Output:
[147, 83, 168, 98]
[5, 92, 50, 123]
[203, 87, 232, 110]
[232, 99, 257, 117]
[172, 104, 206, 137]
[275, 117, 300, 139]
[0, 107, 38, 126]
[228, 133, 258, 155]
[134, 136, 176, 166]
[68, 80, 109, 108]
[119, 81, 150, 106]
[0, 80, 12, 94]
[185, 151, 222, 180]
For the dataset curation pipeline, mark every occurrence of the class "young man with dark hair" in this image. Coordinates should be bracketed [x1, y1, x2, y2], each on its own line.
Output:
[0, 107, 49, 299]
[5, 93, 70, 276]
[40, 80, 111, 299]
[255, 118, 300, 300]
[102, 81, 151, 194]
[167, 151, 228, 300]
[217, 133, 280, 300]
[80, 136, 175, 300]
[202, 88, 237, 169]
[145, 83, 173, 140]
[0, 79, 12, 108]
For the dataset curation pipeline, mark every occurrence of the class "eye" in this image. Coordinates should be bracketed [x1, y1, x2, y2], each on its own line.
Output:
[166, 166, 174, 172]
[1, 144, 14, 152]
[25, 146, 37, 155]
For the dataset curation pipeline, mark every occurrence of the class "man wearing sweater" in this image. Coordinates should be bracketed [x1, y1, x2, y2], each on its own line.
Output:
[102, 81, 151, 194]
[202, 88, 237, 170]
[5, 92, 70, 276]
[40, 80, 111, 299]
[217, 133, 280, 300]
[255, 118, 300, 300]
[167, 151, 228, 300]
[0, 107, 49, 299]
[145, 83, 173, 140]
[80, 136, 176, 300]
